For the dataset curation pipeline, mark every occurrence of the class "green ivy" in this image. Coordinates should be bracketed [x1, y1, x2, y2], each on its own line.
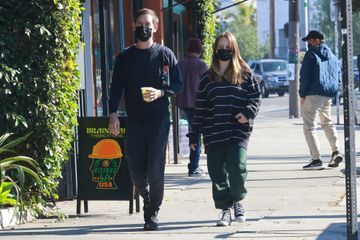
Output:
[0, 0, 81, 207]
[195, 0, 216, 65]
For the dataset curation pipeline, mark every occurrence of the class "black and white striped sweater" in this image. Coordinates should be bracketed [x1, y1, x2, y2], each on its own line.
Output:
[188, 73, 260, 150]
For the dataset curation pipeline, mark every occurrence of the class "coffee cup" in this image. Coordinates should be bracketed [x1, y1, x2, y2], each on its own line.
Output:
[141, 87, 152, 102]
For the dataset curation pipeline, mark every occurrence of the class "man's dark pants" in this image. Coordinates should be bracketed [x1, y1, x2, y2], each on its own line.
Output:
[125, 115, 170, 213]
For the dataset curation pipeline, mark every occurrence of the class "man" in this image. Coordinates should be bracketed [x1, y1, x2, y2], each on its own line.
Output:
[108, 8, 182, 230]
[299, 30, 343, 170]
[175, 38, 207, 177]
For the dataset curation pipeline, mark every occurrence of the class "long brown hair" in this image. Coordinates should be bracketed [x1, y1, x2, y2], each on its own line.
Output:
[209, 32, 251, 84]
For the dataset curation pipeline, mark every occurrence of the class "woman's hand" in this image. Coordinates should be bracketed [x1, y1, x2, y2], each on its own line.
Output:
[235, 113, 248, 123]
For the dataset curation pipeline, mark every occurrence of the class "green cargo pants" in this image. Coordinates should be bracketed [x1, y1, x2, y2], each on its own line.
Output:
[206, 143, 247, 209]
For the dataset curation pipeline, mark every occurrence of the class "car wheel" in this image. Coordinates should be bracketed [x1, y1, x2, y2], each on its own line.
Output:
[260, 82, 269, 98]
[277, 91, 285, 97]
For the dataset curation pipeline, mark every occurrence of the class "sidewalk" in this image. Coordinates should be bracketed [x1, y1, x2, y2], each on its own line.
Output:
[1, 111, 359, 240]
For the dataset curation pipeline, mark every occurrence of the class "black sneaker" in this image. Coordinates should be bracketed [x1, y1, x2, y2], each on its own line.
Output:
[216, 209, 231, 226]
[233, 201, 246, 222]
[328, 151, 343, 167]
[143, 211, 158, 231]
[303, 159, 324, 170]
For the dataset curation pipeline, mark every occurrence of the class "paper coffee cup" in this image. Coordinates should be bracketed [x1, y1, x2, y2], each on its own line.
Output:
[141, 87, 152, 102]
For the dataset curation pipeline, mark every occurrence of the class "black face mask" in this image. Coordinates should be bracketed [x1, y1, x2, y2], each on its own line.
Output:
[216, 49, 233, 61]
[135, 26, 152, 42]
[307, 43, 312, 48]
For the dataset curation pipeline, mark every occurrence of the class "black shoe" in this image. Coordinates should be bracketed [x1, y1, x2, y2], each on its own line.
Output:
[303, 159, 324, 170]
[328, 151, 343, 167]
[233, 201, 246, 222]
[143, 216, 158, 231]
[216, 209, 231, 226]
[143, 206, 159, 231]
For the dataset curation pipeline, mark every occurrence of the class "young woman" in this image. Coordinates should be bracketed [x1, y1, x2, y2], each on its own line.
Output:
[188, 32, 260, 226]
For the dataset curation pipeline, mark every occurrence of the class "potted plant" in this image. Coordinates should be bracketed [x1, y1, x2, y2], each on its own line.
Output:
[0, 132, 43, 228]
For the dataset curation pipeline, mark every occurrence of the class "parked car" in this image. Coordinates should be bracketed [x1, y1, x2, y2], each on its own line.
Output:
[249, 59, 289, 98]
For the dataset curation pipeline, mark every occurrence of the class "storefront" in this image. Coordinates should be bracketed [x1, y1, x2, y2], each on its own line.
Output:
[80, 0, 190, 117]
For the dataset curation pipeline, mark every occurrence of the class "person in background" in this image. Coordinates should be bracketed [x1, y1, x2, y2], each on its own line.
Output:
[188, 32, 260, 226]
[299, 30, 343, 170]
[175, 38, 208, 177]
[108, 8, 182, 231]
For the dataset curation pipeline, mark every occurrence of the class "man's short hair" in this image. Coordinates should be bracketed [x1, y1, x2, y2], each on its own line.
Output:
[134, 8, 159, 25]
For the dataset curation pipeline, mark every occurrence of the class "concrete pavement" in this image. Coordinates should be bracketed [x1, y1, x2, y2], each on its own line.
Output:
[1, 96, 359, 240]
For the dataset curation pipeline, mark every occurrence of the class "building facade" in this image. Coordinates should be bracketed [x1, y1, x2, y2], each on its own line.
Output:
[78, 0, 195, 118]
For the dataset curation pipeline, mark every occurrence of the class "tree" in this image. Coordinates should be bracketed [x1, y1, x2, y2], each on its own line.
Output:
[334, 0, 360, 12]
[0, 0, 81, 211]
[353, 13, 360, 56]
[314, 0, 360, 56]
[216, 2, 267, 61]
[195, 0, 216, 65]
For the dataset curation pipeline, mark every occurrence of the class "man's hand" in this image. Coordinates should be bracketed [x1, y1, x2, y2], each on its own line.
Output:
[142, 87, 163, 102]
[108, 113, 120, 136]
[300, 97, 305, 104]
[235, 113, 249, 124]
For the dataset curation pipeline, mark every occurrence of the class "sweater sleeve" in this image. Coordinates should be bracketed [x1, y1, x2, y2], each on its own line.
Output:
[241, 75, 261, 123]
[162, 49, 183, 97]
[299, 51, 314, 97]
[108, 52, 126, 114]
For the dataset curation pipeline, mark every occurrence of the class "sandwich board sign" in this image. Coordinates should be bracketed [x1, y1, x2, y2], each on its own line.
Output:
[77, 117, 139, 214]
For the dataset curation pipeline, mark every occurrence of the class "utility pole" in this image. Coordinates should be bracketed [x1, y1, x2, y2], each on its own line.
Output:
[288, 0, 300, 118]
[332, 3, 341, 124]
[269, 0, 275, 58]
[167, 0, 179, 164]
[340, 0, 358, 239]
[303, 0, 309, 37]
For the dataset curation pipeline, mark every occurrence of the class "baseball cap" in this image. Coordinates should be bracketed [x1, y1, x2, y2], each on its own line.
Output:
[301, 30, 325, 41]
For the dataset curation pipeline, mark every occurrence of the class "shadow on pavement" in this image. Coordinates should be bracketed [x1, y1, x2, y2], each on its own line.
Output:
[315, 222, 353, 240]
[0, 219, 259, 236]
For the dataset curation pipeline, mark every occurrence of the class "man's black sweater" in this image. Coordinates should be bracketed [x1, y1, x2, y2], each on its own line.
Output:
[109, 43, 182, 122]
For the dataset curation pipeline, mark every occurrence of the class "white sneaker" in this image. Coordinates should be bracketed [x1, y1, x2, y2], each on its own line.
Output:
[233, 201, 246, 222]
[216, 209, 231, 226]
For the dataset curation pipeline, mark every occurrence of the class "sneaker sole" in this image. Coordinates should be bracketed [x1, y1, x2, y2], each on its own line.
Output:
[143, 225, 158, 231]
[188, 174, 206, 177]
[328, 156, 343, 168]
[303, 166, 325, 170]
[216, 221, 231, 226]
[233, 216, 246, 222]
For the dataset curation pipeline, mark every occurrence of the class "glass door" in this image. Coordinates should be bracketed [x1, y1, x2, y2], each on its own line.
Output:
[92, 0, 123, 116]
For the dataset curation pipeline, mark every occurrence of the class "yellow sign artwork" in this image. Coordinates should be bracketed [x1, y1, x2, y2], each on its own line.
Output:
[88, 139, 123, 189]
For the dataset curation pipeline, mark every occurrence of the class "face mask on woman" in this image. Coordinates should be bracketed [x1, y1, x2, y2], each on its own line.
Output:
[216, 49, 233, 61]
[135, 26, 152, 42]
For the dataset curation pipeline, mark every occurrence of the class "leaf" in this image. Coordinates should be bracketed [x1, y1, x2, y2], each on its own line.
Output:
[1, 132, 32, 150]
